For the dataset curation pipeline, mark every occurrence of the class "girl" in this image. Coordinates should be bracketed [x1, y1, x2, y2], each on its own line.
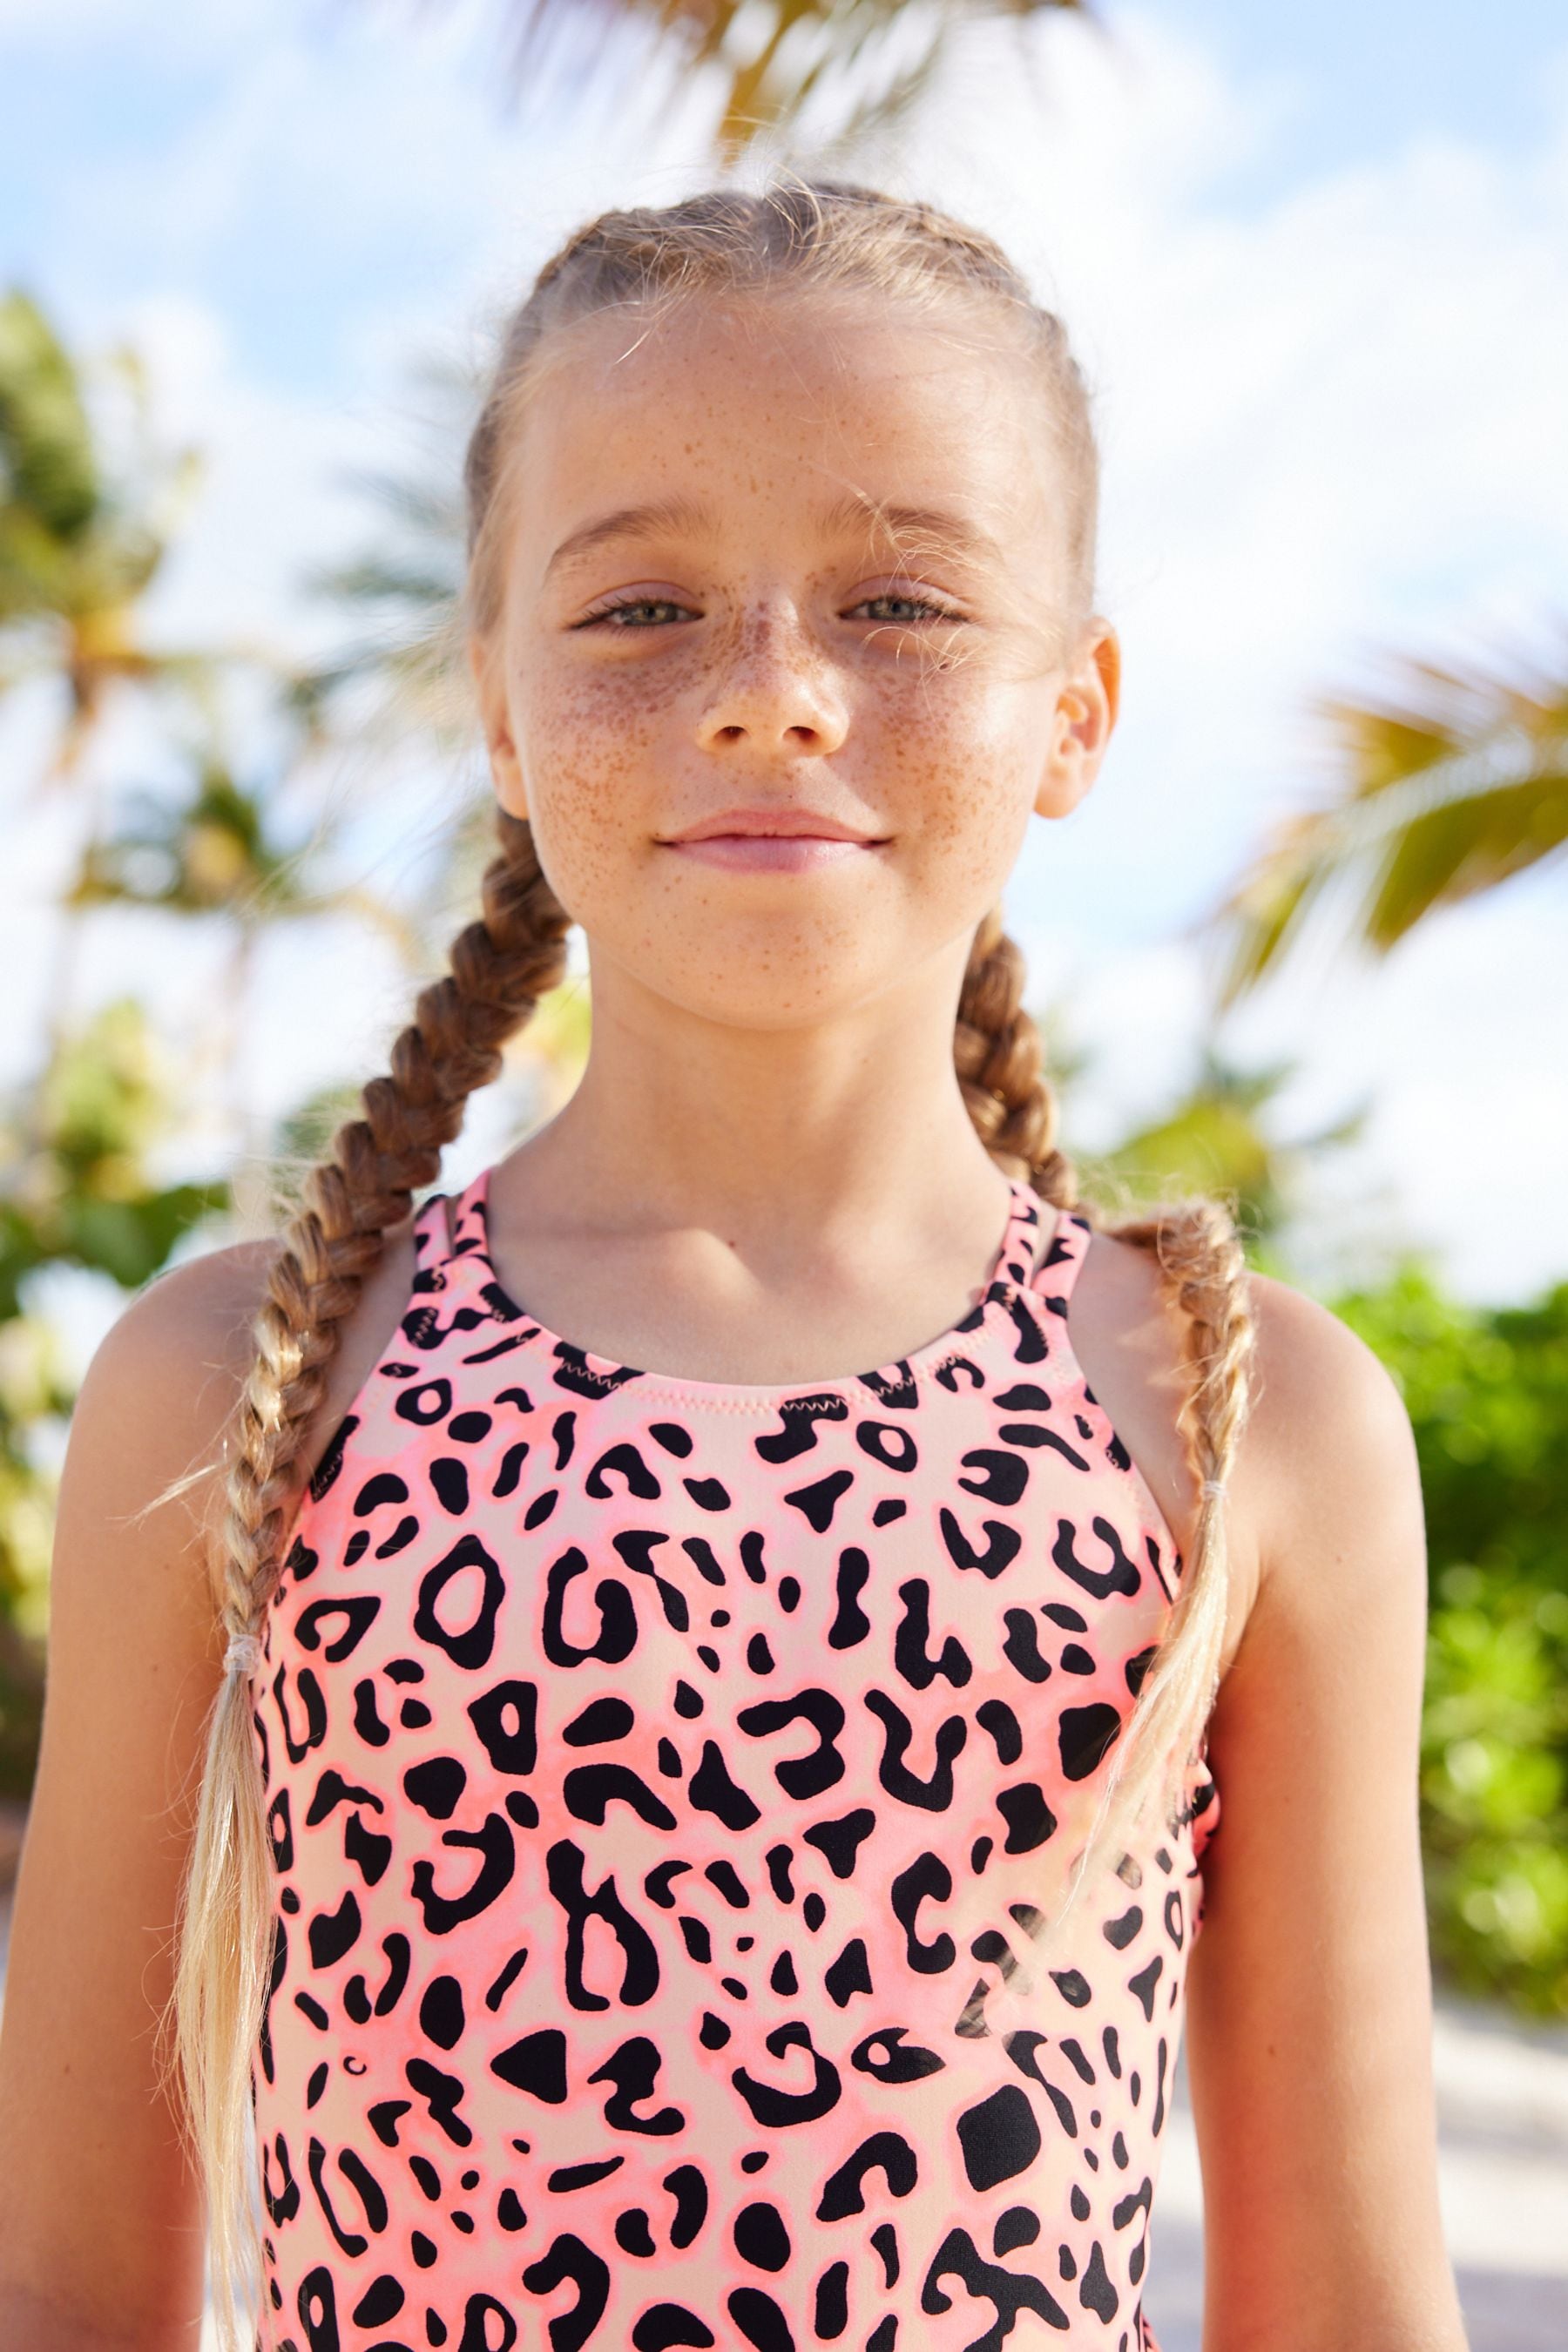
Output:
[0, 179, 1466, 2352]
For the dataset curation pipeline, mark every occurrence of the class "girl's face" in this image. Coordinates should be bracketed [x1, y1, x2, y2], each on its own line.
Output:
[471, 292, 1118, 1033]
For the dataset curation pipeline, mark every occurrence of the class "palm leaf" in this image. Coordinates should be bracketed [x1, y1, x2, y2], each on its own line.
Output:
[1207, 645, 1568, 1007]
[0, 290, 100, 546]
[402, 0, 1091, 155]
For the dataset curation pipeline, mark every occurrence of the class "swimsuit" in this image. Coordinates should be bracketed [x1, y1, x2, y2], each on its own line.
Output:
[250, 1168, 1219, 2349]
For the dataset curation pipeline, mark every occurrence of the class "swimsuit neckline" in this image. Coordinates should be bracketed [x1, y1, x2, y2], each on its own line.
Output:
[441, 1166, 1084, 1405]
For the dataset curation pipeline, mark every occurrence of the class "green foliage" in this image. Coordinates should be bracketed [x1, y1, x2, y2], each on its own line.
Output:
[0, 285, 179, 629]
[0, 288, 101, 564]
[0, 1308, 71, 1792]
[1333, 1265, 1568, 2015]
[0, 284, 205, 759]
[1, 997, 228, 1312]
[0, 1002, 229, 1794]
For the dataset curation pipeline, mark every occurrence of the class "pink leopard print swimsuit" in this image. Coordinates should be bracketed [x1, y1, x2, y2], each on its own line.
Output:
[251, 1167, 1219, 2351]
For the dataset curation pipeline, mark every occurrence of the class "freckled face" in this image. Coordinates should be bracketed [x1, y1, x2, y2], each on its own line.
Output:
[474, 294, 1083, 1030]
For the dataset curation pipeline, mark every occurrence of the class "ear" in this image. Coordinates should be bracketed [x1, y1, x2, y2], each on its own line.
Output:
[469, 632, 528, 817]
[1034, 619, 1120, 821]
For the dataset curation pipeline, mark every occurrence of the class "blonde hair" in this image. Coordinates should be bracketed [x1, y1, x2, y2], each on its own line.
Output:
[163, 175, 1256, 2345]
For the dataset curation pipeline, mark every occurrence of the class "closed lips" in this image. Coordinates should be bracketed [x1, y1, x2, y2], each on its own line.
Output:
[664, 808, 884, 843]
[661, 828, 883, 870]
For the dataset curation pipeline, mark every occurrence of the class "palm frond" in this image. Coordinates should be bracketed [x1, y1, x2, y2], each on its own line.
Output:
[408, 0, 1092, 153]
[1207, 643, 1568, 1007]
[0, 290, 100, 544]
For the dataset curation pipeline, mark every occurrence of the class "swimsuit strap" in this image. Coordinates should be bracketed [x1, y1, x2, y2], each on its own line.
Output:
[414, 1182, 462, 1274]
[1016, 1195, 1095, 1369]
[1019, 1192, 1094, 1301]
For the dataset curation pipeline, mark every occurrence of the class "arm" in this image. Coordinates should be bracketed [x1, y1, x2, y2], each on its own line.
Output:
[1183, 1275, 1468, 2350]
[0, 1247, 273, 2348]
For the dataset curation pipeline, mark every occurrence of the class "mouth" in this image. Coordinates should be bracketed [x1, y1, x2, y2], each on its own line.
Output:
[659, 806, 889, 872]
[661, 832, 884, 873]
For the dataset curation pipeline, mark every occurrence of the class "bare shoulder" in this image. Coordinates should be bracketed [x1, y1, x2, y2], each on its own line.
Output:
[43, 1191, 427, 1745]
[1068, 1220, 1419, 1682]
[1236, 1265, 1424, 1630]
[66, 1233, 289, 1604]
[90, 1201, 427, 1551]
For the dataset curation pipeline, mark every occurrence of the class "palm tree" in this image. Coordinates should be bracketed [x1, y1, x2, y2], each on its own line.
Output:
[65, 736, 422, 1217]
[1207, 646, 1568, 1010]
[0, 288, 209, 775]
[0, 289, 271, 1082]
[400, 0, 1091, 158]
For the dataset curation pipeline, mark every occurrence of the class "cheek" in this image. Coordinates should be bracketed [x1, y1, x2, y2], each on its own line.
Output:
[862, 669, 1038, 889]
[513, 664, 668, 893]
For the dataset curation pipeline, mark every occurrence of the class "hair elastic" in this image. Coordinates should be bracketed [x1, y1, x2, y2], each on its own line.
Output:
[1200, 1478, 1228, 1499]
[223, 1631, 263, 1678]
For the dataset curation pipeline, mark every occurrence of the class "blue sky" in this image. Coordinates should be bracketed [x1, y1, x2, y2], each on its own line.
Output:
[1151, 0, 1564, 193]
[4, 0, 1565, 398]
[3, 0, 1566, 1304]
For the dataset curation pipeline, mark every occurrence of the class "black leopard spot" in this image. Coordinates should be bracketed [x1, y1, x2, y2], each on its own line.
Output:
[815, 2131, 917, 2220]
[996, 1782, 1058, 1854]
[733, 2200, 791, 2271]
[956, 2085, 1042, 2192]
[413, 1535, 505, 1670]
[403, 1756, 467, 1820]
[632, 2307, 715, 2350]
[1058, 1703, 1123, 1782]
[490, 2026, 567, 2105]
[801, 1808, 875, 1880]
[727, 2286, 796, 2351]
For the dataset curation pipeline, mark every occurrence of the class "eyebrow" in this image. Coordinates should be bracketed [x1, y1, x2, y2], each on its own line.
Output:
[543, 491, 1003, 581]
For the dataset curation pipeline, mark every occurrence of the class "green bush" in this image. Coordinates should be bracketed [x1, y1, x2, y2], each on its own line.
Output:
[1333, 1264, 1568, 2016]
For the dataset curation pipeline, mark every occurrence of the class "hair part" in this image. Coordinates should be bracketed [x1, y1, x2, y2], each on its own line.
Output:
[164, 174, 1254, 2345]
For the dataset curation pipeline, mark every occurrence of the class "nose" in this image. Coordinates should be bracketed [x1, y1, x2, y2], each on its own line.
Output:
[693, 601, 850, 758]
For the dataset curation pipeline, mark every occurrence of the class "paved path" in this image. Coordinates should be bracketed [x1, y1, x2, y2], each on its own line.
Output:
[2, 1823, 1563, 2347]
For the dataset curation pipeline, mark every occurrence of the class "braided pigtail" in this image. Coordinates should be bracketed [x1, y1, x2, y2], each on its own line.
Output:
[956, 906, 1259, 1952]
[162, 811, 571, 2349]
[956, 903, 1081, 1210]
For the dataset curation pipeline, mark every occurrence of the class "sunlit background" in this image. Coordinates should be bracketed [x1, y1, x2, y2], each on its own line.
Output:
[2, 1, 1565, 2342]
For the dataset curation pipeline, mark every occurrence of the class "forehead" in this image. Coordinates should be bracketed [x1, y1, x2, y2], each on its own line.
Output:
[508, 291, 1052, 559]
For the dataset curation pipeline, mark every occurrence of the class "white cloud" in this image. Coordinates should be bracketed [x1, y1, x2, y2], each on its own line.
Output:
[117, 295, 376, 659]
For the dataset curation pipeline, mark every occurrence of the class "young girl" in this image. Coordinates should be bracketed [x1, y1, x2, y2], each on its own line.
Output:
[0, 179, 1467, 2352]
